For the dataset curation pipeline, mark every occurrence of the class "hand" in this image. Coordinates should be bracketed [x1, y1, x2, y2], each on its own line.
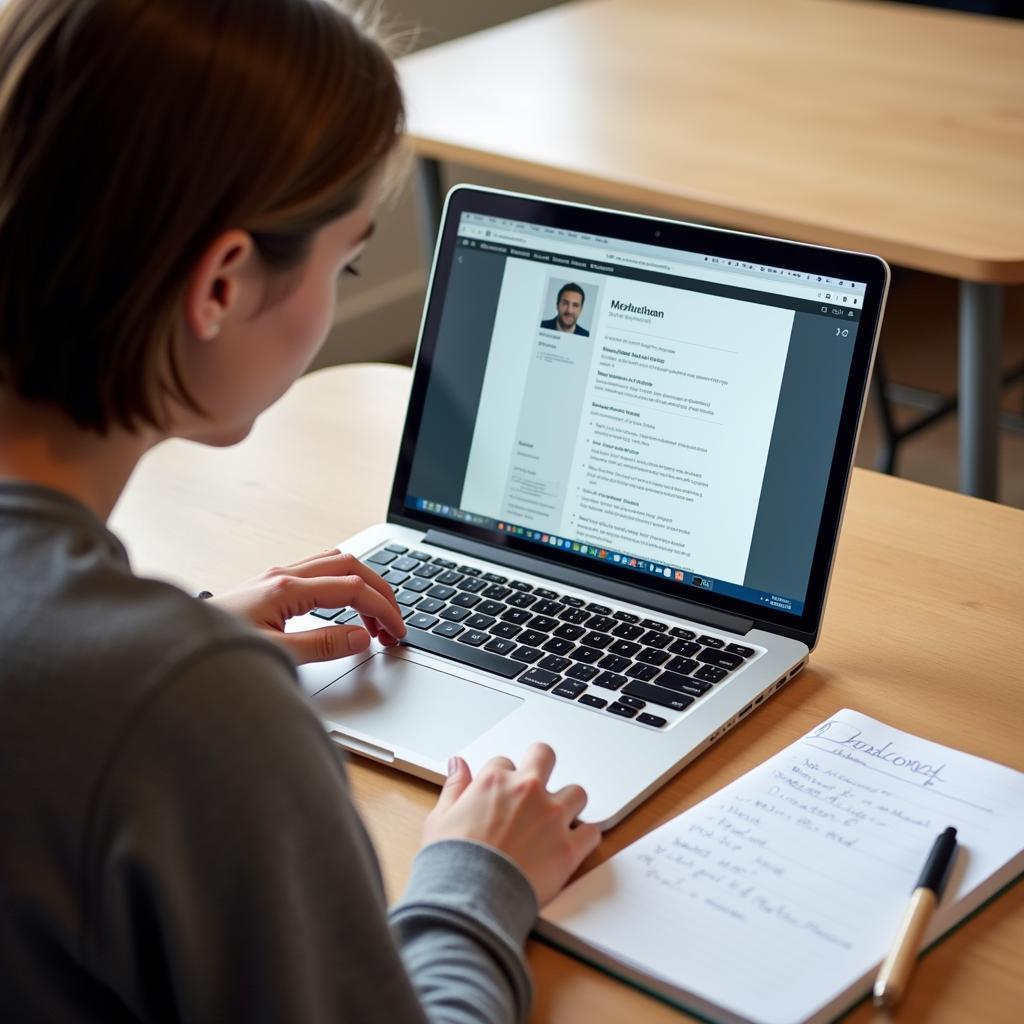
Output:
[209, 548, 406, 664]
[421, 743, 601, 906]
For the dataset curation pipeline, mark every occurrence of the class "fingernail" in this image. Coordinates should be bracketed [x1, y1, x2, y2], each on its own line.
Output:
[351, 630, 370, 652]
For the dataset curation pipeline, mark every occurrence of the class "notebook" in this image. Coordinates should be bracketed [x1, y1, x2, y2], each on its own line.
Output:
[538, 709, 1024, 1024]
[295, 185, 890, 828]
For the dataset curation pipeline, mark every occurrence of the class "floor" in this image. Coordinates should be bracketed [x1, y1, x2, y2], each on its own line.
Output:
[854, 273, 1024, 508]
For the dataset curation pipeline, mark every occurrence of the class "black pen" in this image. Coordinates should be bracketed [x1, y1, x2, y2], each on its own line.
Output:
[873, 826, 958, 1009]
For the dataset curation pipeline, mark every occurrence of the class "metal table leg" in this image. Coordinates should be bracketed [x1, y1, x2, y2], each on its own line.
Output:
[959, 282, 1003, 500]
[414, 156, 444, 268]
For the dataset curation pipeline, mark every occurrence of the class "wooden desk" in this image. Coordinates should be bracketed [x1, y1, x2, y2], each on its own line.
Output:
[111, 365, 1024, 1023]
[398, 0, 1024, 501]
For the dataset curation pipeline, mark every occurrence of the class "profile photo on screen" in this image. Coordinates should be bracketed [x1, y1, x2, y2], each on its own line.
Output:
[540, 279, 593, 336]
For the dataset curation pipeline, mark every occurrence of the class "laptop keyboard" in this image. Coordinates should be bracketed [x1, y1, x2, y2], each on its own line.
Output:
[311, 543, 759, 730]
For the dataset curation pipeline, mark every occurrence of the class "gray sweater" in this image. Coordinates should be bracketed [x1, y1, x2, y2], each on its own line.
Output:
[0, 483, 535, 1022]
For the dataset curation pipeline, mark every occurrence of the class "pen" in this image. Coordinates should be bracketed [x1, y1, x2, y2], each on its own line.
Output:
[873, 826, 958, 1009]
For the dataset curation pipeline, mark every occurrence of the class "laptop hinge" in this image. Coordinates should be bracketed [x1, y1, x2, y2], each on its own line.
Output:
[424, 529, 755, 637]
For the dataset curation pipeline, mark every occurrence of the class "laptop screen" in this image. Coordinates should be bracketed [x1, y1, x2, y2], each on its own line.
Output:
[392, 188, 885, 635]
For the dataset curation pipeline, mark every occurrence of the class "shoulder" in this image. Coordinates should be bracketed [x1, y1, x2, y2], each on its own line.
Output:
[575, 325, 589, 336]
[540, 316, 556, 328]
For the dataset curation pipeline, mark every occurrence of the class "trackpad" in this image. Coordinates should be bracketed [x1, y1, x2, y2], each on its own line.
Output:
[310, 652, 522, 761]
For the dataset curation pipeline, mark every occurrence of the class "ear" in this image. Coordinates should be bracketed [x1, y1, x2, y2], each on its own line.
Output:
[183, 230, 257, 341]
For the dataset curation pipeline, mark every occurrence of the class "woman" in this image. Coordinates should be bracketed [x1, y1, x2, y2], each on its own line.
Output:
[0, 2, 600, 1020]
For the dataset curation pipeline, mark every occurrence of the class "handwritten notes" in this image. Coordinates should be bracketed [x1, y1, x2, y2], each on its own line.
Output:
[539, 710, 1024, 1024]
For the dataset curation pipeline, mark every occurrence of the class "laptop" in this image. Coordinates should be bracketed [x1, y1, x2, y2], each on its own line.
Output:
[290, 185, 889, 829]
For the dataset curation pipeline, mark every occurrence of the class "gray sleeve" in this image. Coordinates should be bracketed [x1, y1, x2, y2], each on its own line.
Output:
[81, 643, 534, 1024]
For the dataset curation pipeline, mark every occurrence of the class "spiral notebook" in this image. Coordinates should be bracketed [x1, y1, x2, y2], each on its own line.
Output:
[538, 709, 1024, 1024]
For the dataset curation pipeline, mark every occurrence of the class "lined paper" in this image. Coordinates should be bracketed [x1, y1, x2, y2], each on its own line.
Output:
[540, 710, 1024, 1024]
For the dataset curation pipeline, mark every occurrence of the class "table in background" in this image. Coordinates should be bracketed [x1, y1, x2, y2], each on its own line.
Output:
[398, 0, 1024, 501]
[112, 364, 1024, 1023]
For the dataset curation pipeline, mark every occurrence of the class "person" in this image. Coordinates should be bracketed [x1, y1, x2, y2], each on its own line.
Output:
[540, 282, 590, 336]
[0, 2, 601, 1022]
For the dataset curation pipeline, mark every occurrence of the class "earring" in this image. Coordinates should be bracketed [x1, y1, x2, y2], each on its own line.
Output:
[208, 324, 221, 338]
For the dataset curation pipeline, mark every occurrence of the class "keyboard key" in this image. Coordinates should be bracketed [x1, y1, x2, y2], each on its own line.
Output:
[553, 680, 587, 699]
[725, 643, 756, 658]
[501, 608, 532, 625]
[532, 599, 562, 616]
[400, 607, 416, 621]
[542, 637, 574, 656]
[408, 551, 431, 562]
[392, 557, 419, 572]
[637, 647, 670, 666]
[384, 543, 408, 554]
[579, 693, 608, 709]
[593, 671, 626, 690]
[510, 645, 543, 664]
[527, 615, 559, 632]
[640, 619, 668, 632]
[639, 630, 671, 649]
[607, 702, 638, 718]
[698, 649, 744, 671]
[694, 664, 728, 683]
[387, 571, 409, 586]
[637, 713, 667, 728]
[698, 635, 724, 648]
[431, 557, 456, 569]
[483, 585, 512, 601]
[612, 622, 644, 641]
[458, 565, 481, 576]
[457, 577, 487, 593]
[618, 694, 646, 710]
[490, 621, 522, 639]
[625, 663, 661, 682]
[538, 654, 570, 673]
[484, 637, 517, 655]
[553, 623, 586, 641]
[585, 602, 612, 615]
[402, 627, 524, 678]
[433, 621, 464, 639]
[427, 584, 456, 601]
[483, 572, 508, 584]
[622, 681, 695, 711]
[569, 646, 603, 664]
[440, 605, 471, 622]
[457, 629, 489, 647]
[416, 598, 445, 615]
[520, 667, 559, 690]
[518, 629, 547, 647]
[608, 639, 641, 658]
[561, 595, 585, 608]
[669, 626, 696, 640]
[669, 638, 701, 658]
[452, 592, 481, 608]
[404, 577, 433, 593]
[396, 590, 422, 607]
[598, 654, 631, 673]
[465, 613, 496, 630]
[579, 631, 613, 650]
[587, 615, 616, 633]
[311, 607, 343, 620]
[436, 570, 464, 586]
[559, 607, 590, 625]
[566, 663, 599, 681]
[613, 611, 639, 623]
[413, 563, 442, 579]
[407, 612, 439, 630]
[477, 600, 506, 617]
[665, 656, 698, 676]
[336, 608, 361, 623]
[367, 550, 396, 566]
[508, 580, 533, 592]
[657, 672, 711, 695]
[533, 587, 559, 600]
[508, 592, 537, 609]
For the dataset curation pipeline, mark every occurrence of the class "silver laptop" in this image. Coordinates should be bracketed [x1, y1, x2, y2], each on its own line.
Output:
[290, 186, 889, 829]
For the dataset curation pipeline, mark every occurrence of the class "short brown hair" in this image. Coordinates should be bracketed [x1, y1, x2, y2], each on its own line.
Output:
[0, 0, 403, 433]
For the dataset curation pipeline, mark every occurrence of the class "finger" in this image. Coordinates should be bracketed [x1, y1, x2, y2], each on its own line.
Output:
[480, 754, 516, 776]
[282, 552, 401, 615]
[280, 624, 371, 665]
[282, 547, 342, 570]
[291, 576, 405, 639]
[551, 783, 589, 825]
[434, 756, 472, 812]
[568, 821, 602, 864]
[518, 742, 556, 784]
